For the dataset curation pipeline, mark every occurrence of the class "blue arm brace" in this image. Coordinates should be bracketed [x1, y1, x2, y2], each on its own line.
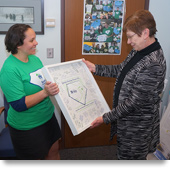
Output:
[9, 96, 28, 112]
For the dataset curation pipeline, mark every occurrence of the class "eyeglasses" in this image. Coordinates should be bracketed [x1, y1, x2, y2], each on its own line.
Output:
[127, 33, 136, 40]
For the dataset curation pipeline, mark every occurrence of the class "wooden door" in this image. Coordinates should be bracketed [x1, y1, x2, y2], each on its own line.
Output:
[61, 0, 149, 148]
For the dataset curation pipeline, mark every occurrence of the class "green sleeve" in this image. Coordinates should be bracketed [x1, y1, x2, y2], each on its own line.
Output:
[0, 69, 26, 102]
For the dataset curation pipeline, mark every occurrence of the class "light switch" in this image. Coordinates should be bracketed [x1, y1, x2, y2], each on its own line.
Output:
[46, 19, 55, 27]
[47, 48, 54, 58]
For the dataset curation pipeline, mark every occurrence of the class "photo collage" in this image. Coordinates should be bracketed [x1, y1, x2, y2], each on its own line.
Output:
[82, 0, 125, 55]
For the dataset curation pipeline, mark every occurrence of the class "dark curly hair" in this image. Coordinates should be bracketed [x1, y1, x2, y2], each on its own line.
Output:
[5, 24, 31, 54]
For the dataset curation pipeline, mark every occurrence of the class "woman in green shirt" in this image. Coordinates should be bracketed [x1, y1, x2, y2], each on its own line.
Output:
[102, 21, 113, 42]
[0, 24, 61, 160]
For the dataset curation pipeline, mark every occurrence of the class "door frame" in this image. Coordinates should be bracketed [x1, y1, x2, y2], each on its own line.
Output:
[60, 0, 150, 149]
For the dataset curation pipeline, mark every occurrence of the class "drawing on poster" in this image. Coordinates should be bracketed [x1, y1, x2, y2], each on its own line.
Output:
[66, 79, 87, 105]
[42, 59, 110, 136]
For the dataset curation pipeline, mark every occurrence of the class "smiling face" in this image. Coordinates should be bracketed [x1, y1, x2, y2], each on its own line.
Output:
[17, 28, 38, 56]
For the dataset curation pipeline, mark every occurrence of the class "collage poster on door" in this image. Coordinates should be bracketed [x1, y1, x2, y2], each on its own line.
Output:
[82, 0, 126, 55]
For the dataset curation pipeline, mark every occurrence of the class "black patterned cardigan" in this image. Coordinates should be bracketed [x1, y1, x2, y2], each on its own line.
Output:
[94, 39, 166, 160]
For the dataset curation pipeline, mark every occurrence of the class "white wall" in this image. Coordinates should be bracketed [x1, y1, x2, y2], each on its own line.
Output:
[0, 0, 62, 125]
[149, 0, 170, 115]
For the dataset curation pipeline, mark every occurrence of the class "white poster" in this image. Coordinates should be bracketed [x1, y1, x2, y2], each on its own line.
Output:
[42, 59, 110, 136]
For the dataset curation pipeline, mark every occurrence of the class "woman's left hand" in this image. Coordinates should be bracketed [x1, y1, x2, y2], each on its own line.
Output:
[44, 81, 59, 96]
[90, 116, 104, 129]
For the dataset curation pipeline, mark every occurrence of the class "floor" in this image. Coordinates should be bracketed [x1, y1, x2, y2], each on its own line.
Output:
[59, 144, 118, 160]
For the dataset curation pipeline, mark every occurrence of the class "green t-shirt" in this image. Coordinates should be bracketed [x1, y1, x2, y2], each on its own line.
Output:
[0, 54, 54, 130]
[102, 27, 113, 42]
[104, 47, 108, 53]
[114, 10, 121, 19]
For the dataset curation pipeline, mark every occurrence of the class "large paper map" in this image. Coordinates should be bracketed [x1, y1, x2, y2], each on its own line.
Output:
[42, 59, 110, 135]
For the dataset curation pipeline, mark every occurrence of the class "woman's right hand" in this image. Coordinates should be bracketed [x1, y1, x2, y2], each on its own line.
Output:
[82, 59, 96, 73]
[25, 81, 59, 109]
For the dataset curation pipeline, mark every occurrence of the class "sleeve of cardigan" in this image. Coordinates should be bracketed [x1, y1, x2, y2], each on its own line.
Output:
[103, 62, 165, 124]
[94, 64, 122, 78]
[94, 50, 135, 78]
